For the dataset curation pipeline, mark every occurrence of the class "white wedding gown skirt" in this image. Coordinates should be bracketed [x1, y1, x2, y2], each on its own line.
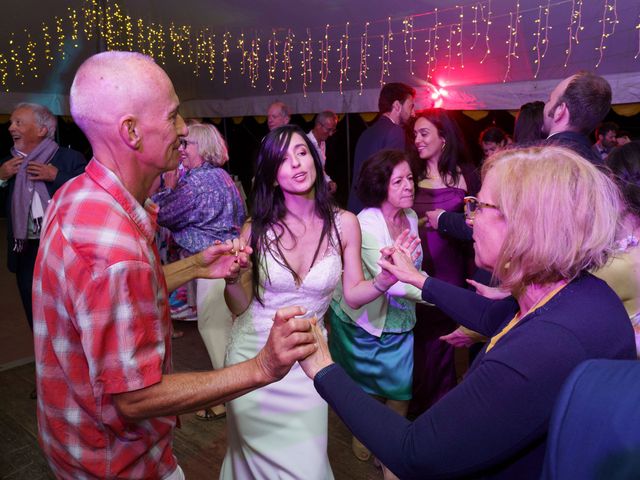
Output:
[220, 227, 342, 480]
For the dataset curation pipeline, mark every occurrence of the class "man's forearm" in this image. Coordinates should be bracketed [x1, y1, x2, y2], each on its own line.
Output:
[114, 357, 271, 421]
[163, 255, 198, 292]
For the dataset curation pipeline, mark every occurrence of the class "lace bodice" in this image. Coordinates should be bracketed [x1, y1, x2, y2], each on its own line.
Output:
[228, 213, 343, 347]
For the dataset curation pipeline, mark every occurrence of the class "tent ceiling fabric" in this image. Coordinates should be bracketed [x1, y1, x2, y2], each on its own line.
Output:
[0, 0, 639, 116]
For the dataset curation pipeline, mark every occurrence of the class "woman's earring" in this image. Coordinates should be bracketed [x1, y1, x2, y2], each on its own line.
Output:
[441, 142, 446, 152]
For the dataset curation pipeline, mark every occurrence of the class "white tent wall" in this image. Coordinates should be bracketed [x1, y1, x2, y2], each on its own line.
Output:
[0, 0, 639, 116]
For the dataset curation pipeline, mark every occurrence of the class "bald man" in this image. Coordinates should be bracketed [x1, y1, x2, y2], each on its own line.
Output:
[33, 51, 317, 480]
[266, 101, 290, 131]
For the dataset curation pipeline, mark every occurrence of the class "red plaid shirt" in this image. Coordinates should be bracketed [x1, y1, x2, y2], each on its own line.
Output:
[33, 159, 177, 479]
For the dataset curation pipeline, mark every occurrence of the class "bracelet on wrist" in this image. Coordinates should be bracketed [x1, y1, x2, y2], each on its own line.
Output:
[225, 276, 239, 285]
[372, 275, 387, 293]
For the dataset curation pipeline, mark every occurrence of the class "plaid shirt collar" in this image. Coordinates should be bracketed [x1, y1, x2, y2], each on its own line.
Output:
[85, 159, 159, 245]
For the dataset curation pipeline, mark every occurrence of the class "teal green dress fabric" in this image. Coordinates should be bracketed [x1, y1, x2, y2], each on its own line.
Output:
[329, 207, 424, 400]
[329, 307, 414, 399]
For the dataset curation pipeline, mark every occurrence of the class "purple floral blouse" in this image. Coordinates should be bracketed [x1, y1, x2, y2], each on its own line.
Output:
[153, 163, 246, 254]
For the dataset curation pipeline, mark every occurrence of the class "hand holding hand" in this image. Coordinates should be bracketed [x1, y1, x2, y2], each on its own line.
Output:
[378, 245, 426, 288]
[195, 239, 252, 280]
[27, 162, 58, 182]
[0, 156, 23, 181]
[223, 238, 252, 284]
[299, 317, 333, 380]
[394, 229, 421, 263]
[256, 306, 318, 382]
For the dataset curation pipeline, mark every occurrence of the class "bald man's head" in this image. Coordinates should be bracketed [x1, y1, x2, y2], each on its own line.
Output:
[70, 51, 187, 180]
[70, 51, 174, 141]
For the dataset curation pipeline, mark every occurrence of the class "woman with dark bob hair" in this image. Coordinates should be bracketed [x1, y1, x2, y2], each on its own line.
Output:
[411, 108, 480, 416]
[328, 149, 425, 476]
[300, 146, 636, 479]
[220, 125, 415, 479]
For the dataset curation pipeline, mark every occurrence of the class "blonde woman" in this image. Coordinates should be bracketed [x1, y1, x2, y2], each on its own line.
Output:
[300, 146, 636, 479]
[154, 122, 245, 420]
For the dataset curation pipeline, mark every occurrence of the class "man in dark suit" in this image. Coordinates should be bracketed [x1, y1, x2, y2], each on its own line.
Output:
[542, 71, 611, 165]
[347, 82, 415, 213]
[0, 103, 86, 331]
[428, 71, 612, 241]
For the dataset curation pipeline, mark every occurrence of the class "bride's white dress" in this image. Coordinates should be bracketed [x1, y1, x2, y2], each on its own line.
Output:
[220, 219, 342, 480]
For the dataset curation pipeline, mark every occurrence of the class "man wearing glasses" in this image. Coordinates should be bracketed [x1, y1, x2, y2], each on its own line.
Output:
[307, 110, 338, 194]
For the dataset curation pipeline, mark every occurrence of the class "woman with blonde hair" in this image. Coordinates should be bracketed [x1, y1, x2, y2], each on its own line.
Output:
[154, 122, 245, 420]
[300, 146, 636, 479]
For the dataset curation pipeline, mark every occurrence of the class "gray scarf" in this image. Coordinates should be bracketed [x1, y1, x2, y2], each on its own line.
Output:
[11, 137, 59, 251]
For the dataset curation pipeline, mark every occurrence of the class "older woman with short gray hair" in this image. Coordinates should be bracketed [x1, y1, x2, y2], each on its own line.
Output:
[154, 122, 245, 420]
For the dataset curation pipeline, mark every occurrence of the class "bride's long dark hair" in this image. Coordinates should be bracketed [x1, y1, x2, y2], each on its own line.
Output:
[250, 125, 340, 304]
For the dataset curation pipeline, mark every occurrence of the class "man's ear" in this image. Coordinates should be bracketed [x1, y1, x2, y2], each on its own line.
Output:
[553, 102, 568, 124]
[391, 100, 402, 113]
[37, 125, 49, 140]
[119, 115, 141, 150]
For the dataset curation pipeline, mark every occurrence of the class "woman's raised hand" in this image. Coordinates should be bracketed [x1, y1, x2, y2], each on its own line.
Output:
[394, 229, 422, 263]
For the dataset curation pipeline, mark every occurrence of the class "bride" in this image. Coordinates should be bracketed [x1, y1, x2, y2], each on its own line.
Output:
[220, 125, 414, 479]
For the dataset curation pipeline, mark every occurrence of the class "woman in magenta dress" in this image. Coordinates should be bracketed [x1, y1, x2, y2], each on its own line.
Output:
[410, 109, 480, 416]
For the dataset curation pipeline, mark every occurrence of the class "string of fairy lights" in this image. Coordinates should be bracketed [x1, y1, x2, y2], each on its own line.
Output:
[0, 0, 638, 94]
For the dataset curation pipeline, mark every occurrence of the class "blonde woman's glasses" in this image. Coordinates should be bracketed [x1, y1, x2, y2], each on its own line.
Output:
[464, 196, 500, 219]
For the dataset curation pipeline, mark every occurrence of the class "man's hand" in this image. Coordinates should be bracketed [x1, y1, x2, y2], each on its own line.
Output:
[466, 279, 510, 300]
[27, 162, 58, 182]
[255, 306, 318, 382]
[440, 326, 487, 348]
[195, 238, 252, 280]
[0, 156, 23, 181]
[420, 209, 444, 229]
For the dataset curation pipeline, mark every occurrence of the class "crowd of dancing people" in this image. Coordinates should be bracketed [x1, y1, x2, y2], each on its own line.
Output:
[2, 50, 639, 479]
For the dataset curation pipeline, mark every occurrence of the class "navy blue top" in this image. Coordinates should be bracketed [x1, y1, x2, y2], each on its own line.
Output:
[347, 116, 406, 214]
[542, 359, 640, 479]
[315, 273, 635, 479]
[543, 131, 603, 166]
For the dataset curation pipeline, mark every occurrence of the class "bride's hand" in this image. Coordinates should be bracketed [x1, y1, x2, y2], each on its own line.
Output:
[299, 320, 334, 380]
